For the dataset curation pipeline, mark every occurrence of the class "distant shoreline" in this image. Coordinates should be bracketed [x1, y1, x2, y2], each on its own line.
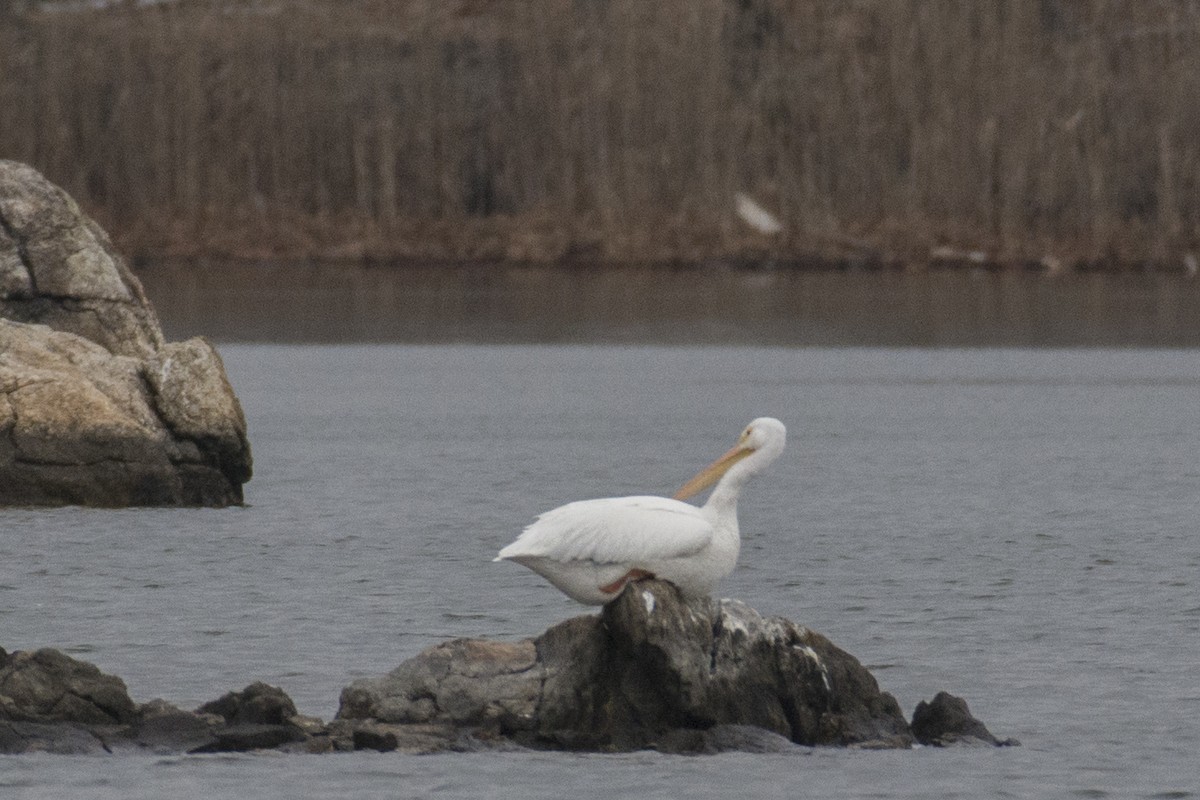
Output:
[134, 259, 1200, 348]
[5, 1, 1199, 279]
[130, 251, 1200, 278]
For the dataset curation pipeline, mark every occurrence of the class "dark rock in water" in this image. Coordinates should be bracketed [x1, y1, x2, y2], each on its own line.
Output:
[0, 648, 137, 726]
[0, 720, 111, 755]
[186, 682, 312, 753]
[337, 580, 914, 753]
[0, 648, 137, 754]
[911, 691, 1019, 747]
[0, 605, 1017, 757]
[351, 723, 401, 753]
[0, 649, 316, 755]
[0, 159, 251, 507]
[125, 699, 224, 754]
[197, 681, 299, 726]
[324, 719, 502, 754]
[190, 723, 307, 754]
[655, 724, 806, 755]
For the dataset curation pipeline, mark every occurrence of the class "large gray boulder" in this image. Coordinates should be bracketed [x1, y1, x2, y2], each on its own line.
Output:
[0, 160, 250, 506]
[337, 580, 915, 753]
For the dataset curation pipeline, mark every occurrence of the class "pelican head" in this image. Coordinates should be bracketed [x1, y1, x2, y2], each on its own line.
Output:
[673, 417, 786, 502]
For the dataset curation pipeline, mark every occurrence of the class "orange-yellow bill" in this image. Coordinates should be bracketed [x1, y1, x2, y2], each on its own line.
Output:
[672, 443, 753, 500]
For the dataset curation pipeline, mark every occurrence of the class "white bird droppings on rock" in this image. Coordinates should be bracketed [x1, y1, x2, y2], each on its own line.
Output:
[794, 643, 832, 692]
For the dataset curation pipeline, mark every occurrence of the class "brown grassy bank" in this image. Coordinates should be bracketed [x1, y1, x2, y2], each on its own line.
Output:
[2, 0, 1199, 270]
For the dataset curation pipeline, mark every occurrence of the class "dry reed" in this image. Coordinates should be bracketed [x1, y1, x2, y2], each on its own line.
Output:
[1, 0, 1198, 269]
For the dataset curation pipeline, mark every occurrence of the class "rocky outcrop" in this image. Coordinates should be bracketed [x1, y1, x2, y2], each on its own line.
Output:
[0, 646, 138, 755]
[0, 160, 250, 506]
[0, 647, 324, 755]
[0, 585, 1016, 756]
[910, 691, 1019, 747]
[0, 162, 162, 358]
[337, 579, 915, 753]
[0, 647, 137, 727]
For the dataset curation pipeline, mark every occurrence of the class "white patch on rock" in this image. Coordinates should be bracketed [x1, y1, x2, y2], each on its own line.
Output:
[794, 644, 832, 692]
[642, 589, 656, 615]
[722, 614, 751, 638]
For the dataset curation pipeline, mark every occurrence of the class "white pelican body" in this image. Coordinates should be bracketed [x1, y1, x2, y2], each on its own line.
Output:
[495, 417, 786, 605]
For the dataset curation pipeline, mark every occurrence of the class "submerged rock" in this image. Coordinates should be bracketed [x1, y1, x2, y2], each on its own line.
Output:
[338, 579, 915, 753]
[127, 699, 227, 754]
[0, 160, 250, 506]
[911, 691, 1019, 747]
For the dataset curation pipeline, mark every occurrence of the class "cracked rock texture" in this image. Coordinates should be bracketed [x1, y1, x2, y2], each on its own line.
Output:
[0, 648, 137, 727]
[0, 160, 250, 506]
[0, 590, 1013, 756]
[336, 579, 914, 753]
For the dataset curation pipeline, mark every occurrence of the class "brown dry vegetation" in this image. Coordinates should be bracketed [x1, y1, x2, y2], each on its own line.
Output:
[1, 0, 1199, 269]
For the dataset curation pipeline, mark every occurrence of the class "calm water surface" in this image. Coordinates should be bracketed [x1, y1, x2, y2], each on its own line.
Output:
[2, 345, 1199, 798]
[137, 261, 1200, 346]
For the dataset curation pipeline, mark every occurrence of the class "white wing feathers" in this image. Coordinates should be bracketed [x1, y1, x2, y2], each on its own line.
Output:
[497, 496, 713, 565]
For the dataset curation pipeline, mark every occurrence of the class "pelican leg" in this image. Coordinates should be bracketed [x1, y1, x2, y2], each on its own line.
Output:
[599, 568, 656, 595]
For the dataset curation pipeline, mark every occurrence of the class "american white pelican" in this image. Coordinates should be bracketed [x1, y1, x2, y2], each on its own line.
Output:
[494, 417, 787, 605]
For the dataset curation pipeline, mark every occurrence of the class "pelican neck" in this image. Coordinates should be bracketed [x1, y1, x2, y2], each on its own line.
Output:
[702, 462, 753, 515]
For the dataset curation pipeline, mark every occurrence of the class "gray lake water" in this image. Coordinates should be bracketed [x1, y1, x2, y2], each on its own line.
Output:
[3, 344, 1200, 798]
